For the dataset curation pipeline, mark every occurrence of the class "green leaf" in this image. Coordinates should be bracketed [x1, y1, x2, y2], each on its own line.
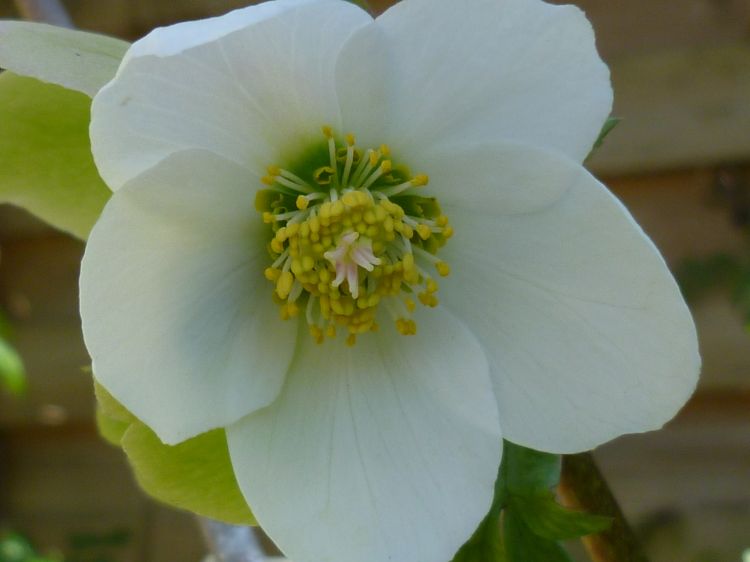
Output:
[0, 336, 25, 396]
[504, 509, 574, 562]
[503, 441, 561, 494]
[510, 492, 612, 541]
[121, 423, 256, 526]
[0, 72, 111, 239]
[592, 116, 621, 150]
[94, 381, 255, 525]
[0, 21, 128, 97]
[453, 513, 506, 562]
[0, 532, 36, 562]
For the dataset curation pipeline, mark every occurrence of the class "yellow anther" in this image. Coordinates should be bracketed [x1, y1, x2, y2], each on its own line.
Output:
[302, 255, 315, 272]
[342, 191, 360, 207]
[426, 278, 439, 294]
[258, 129, 454, 344]
[270, 238, 284, 254]
[416, 224, 432, 240]
[436, 261, 451, 277]
[264, 267, 281, 281]
[276, 271, 294, 300]
[286, 223, 300, 238]
[331, 200, 344, 217]
[314, 166, 335, 185]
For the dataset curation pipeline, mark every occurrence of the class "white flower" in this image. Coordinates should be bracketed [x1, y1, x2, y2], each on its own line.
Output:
[79, 1, 700, 561]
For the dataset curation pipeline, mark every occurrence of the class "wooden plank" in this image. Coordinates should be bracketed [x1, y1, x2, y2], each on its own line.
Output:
[589, 43, 750, 175]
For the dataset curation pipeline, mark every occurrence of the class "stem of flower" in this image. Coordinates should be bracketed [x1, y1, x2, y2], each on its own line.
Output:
[12, 0, 74, 28]
[559, 453, 651, 562]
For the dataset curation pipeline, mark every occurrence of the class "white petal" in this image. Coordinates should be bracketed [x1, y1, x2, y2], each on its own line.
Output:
[80, 149, 297, 445]
[91, 0, 372, 190]
[339, 0, 611, 162]
[227, 308, 502, 562]
[428, 142, 700, 453]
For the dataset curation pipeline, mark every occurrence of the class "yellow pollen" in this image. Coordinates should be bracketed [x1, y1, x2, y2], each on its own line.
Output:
[436, 261, 451, 277]
[257, 127, 454, 344]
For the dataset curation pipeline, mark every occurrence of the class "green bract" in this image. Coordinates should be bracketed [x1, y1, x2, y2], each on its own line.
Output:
[0, 21, 128, 97]
[0, 73, 110, 239]
[95, 382, 256, 525]
[0, 21, 126, 239]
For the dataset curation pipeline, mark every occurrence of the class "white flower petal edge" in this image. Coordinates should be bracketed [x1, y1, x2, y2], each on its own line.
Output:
[80, 149, 297, 445]
[90, 0, 372, 191]
[227, 307, 502, 562]
[415, 141, 700, 454]
[336, 0, 611, 163]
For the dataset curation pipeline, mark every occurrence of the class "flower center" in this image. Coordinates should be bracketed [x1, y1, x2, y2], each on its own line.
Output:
[256, 126, 453, 345]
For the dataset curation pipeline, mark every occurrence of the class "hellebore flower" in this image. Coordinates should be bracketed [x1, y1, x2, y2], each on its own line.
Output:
[79, 0, 700, 561]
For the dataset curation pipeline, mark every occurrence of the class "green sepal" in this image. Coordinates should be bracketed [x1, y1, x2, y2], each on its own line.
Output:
[509, 492, 612, 541]
[453, 460, 508, 562]
[455, 442, 611, 562]
[0, 336, 25, 396]
[592, 116, 621, 151]
[504, 442, 560, 494]
[94, 381, 256, 525]
[122, 423, 257, 526]
[0, 73, 111, 239]
[0, 20, 128, 97]
[95, 406, 130, 446]
[504, 508, 574, 562]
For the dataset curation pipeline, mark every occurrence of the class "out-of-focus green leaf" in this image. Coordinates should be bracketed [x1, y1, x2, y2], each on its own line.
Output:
[0, 532, 35, 562]
[504, 509, 573, 562]
[0, 73, 111, 239]
[0, 336, 25, 396]
[94, 381, 255, 525]
[0, 21, 127, 97]
[510, 492, 612, 540]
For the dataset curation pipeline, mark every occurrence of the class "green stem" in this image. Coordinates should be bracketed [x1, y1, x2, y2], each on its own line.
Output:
[559, 454, 651, 562]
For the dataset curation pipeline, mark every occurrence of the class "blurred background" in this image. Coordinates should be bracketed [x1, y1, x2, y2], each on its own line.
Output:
[0, 1, 749, 561]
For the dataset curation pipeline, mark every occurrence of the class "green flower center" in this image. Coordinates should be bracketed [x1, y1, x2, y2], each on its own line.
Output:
[256, 127, 453, 345]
